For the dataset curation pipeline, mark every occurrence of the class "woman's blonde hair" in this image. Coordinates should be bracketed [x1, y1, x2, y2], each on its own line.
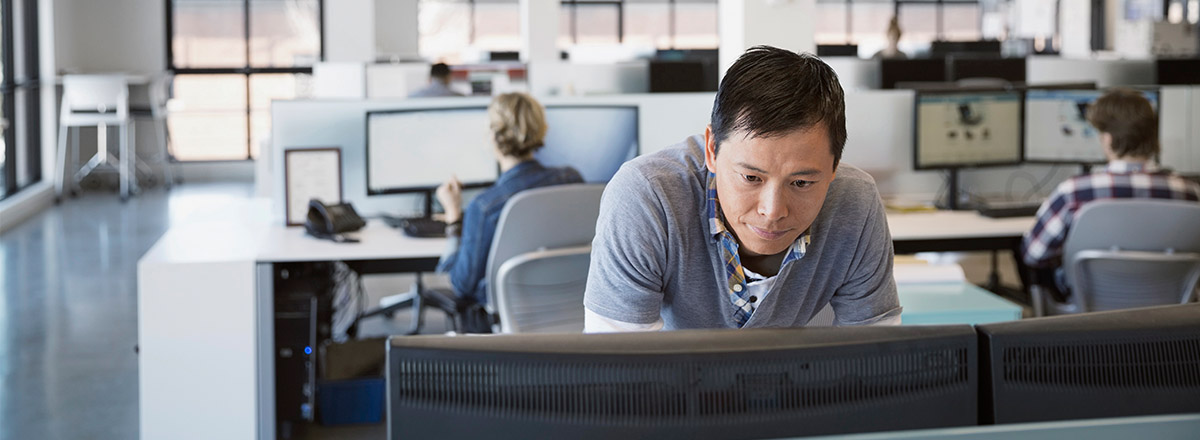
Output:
[488, 92, 547, 158]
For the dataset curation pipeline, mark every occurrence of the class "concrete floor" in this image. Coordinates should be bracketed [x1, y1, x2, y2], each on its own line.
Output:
[0, 182, 1027, 440]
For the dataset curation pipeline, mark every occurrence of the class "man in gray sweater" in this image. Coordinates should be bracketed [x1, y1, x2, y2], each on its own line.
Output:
[583, 46, 901, 332]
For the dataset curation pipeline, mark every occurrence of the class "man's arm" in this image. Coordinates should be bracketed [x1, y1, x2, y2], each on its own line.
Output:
[831, 190, 902, 326]
[582, 165, 672, 330]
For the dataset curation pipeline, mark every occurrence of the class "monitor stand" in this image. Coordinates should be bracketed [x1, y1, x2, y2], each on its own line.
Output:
[938, 168, 967, 211]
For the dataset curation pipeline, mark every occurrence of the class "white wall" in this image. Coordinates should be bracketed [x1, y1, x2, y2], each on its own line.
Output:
[54, 0, 163, 73]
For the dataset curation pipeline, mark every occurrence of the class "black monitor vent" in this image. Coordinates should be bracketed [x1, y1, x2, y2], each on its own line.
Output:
[391, 348, 970, 425]
[1001, 338, 1200, 389]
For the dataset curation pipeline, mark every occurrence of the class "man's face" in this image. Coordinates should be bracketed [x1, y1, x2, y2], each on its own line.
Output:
[704, 124, 837, 258]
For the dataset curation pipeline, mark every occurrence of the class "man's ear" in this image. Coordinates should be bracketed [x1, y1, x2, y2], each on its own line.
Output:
[704, 124, 717, 173]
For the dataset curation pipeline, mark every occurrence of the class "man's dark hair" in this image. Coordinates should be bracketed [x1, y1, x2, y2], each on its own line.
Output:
[1086, 88, 1159, 159]
[710, 46, 847, 166]
[430, 63, 451, 80]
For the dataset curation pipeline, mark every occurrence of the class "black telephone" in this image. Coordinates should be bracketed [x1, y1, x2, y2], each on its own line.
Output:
[305, 199, 366, 242]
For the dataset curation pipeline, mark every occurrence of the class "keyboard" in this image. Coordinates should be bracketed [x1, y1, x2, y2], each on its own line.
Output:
[975, 200, 1043, 218]
[382, 216, 447, 238]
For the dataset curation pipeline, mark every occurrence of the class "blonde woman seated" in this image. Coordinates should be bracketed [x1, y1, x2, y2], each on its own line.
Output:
[434, 92, 584, 332]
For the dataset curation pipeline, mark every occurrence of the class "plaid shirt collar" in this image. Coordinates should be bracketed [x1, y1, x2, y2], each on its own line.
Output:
[705, 172, 811, 327]
[1105, 160, 1158, 174]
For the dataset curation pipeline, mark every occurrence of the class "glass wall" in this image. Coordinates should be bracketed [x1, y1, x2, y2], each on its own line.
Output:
[167, 0, 321, 161]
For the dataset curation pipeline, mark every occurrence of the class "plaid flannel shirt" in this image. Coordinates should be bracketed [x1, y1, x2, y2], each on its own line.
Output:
[1021, 160, 1200, 268]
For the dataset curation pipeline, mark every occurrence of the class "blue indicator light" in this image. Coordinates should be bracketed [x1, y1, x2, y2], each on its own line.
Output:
[304, 346, 312, 355]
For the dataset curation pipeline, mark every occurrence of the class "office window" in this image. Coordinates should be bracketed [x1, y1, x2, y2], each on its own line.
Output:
[418, 0, 470, 63]
[851, 1, 894, 55]
[672, 0, 718, 49]
[574, 2, 620, 44]
[816, 0, 985, 56]
[167, 0, 322, 161]
[1, 0, 40, 200]
[815, 2, 850, 45]
[416, 1, 719, 62]
[473, 1, 521, 52]
[623, 2, 670, 48]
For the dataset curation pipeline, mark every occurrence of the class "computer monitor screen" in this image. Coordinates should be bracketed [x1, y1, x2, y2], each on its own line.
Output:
[978, 303, 1200, 424]
[881, 58, 948, 89]
[1024, 88, 1159, 164]
[538, 105, 639, 183]
[387, 326, 978, 439]
[1156, 58, 1200, 85]
[914, 90, 1023, 169]
[366, 107, 497, 195]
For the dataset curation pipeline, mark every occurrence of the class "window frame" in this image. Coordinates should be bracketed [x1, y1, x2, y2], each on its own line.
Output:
[164, 0, 325, 162]
[0, 0, 40, 200]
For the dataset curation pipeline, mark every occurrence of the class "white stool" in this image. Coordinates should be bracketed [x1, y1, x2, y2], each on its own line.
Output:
[56, 74, 138, 202]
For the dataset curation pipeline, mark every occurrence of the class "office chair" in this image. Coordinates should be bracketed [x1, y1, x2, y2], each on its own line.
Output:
[56, 74, 138, 201]
[130, 71, 178, 188]
[1031, 199, 1200, 315]
[486, 183, 606, 333]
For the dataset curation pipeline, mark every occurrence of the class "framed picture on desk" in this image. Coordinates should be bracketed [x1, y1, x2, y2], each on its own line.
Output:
[284, 147, 343, 226]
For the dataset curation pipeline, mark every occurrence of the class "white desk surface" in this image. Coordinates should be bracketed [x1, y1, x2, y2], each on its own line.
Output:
[257, 220, 447, 263]
[887, 210, 1036, 241]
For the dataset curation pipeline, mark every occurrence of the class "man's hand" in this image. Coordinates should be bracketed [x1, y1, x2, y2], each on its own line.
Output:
[435, 175, 463, 224]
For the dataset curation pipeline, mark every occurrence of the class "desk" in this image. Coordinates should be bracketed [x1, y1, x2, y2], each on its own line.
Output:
[888, 211, 1036, 254]
[138, 215, 446, 440]
[139, 212, 1028, 440]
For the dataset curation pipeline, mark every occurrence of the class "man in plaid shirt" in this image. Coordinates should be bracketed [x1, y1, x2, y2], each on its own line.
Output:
[1021, 88, 1200, 299]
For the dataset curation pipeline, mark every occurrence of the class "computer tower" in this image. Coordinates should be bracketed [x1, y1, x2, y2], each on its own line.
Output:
[273, 262, 335, 438]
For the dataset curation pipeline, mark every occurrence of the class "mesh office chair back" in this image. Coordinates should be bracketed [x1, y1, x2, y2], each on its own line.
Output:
[1063, 199, 1200, 312]
[486, 184, 606, 333]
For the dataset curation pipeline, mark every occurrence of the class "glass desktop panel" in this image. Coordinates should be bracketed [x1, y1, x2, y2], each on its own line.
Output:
[916, 92, 1022, 168]
[1025, 89, 1159, 163]
[367, 108, 497, 193]
[538, 106, 639, 183]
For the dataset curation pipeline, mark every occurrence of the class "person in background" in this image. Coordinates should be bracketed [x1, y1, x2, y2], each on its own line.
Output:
[435, 92, 583, 332]
[583, 46, 901, 332]
[408, 63, 464, 98]
[872, 17, 908, 60]
[1021, 88, 1200, 300]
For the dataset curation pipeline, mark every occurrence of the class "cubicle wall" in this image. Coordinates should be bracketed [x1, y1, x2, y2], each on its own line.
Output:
[269, 93, 715, 221]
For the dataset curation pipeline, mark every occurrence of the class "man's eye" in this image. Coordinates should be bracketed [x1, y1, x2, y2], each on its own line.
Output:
[793, 180, 814, 188]
[742, 174, 761, 182]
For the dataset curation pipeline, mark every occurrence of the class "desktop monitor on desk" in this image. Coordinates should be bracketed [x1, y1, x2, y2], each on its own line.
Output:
[914, 89, 1023, 170]
[914, 89, 1023, 210]
[387, 326, 979, 439]
[366, 107, 498, 197]
[1024, 88, 1159, 164]
[539, 105, 639, 183]
[978, 303, 1200, 425]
